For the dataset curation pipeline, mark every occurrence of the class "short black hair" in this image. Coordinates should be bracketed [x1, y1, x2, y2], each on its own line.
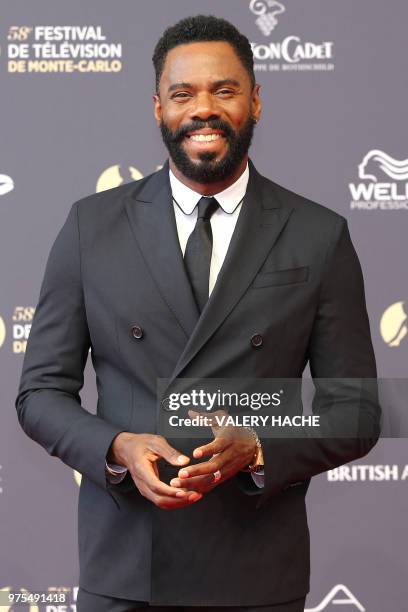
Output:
[152, 14, 255, 94]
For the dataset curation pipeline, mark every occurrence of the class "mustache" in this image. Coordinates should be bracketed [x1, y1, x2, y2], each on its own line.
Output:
[165, 119, 235, 142]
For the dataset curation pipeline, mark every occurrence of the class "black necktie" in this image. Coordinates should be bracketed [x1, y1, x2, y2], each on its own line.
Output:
[184, 196, 219, 313]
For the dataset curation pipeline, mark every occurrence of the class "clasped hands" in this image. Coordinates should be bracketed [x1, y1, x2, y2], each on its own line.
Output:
[108, 409, 257, 510]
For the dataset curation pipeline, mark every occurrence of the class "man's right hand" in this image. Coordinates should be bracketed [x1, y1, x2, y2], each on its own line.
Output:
[107, 432, 203, 509]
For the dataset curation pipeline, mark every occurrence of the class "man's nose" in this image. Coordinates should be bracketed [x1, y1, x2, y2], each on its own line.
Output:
[190, 92, 220, 122]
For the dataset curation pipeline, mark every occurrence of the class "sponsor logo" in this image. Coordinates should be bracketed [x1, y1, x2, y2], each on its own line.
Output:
[349, 150, 408, 210]
[380, 301, 407, 346]
[6, 25, 123, 74]
[249, 1, 334, 73]
[250, 0, 286, 36]
[359, 150, 408, 182]
[0, 174, 14, 196]
[305, 584, 365, 611]
[251, 36, 334, 65]
[328, 464, 408, 482]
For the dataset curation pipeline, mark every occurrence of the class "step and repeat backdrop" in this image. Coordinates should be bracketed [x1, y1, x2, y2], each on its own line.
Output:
[1, 1, 407, 610]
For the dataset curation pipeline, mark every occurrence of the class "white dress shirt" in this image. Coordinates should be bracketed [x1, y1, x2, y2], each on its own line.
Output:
[106, 162, 264, 488]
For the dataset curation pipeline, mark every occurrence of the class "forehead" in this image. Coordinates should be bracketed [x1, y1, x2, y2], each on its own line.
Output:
[160, 41, 249, 88]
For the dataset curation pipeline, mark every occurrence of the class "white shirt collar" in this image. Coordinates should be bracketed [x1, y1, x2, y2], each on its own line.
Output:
[169, 161, 249, 215]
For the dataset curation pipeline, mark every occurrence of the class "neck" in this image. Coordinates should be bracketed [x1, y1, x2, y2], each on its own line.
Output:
[169, 156, 248, 196]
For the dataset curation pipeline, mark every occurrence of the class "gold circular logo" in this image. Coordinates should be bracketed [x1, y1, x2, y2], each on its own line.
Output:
[96, 165, 143, 192]
[0, 174, 14, 196]
[73, 470, 82, 486]
[380, 301, 407, 347]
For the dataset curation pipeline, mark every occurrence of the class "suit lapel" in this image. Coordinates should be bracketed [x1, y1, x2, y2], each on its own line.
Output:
[169, 160, 294, 382]
[124, 162, 200, 339]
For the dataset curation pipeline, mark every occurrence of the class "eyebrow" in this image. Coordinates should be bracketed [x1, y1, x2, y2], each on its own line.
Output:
[167, 79, 241, 93]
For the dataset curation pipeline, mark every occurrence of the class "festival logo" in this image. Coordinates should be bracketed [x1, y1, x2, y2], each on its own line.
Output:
[0, 316, 6, 348]
[0, 174, 14, 196]
[12, 306, 35, 353]
[6, 25, 123, 74]
[380, 301, 407, 347]
[96, 164, 143, 192]
[74, 470, 82, 486]
[349, 150, 408, 210]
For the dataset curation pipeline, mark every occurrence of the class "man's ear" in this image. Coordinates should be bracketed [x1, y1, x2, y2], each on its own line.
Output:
[251, 83, 261, 124]
[153, 93, 162, 126]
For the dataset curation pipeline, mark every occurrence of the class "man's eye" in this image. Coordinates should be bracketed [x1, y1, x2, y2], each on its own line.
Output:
[173, 92, 190, 99]
[216, 89, 234, 95]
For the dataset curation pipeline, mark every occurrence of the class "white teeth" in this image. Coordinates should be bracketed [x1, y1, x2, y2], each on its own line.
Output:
[190, 133, 222, 142]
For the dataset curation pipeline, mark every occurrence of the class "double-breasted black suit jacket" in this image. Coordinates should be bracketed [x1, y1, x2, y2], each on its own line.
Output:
[16, 159, 380, 607]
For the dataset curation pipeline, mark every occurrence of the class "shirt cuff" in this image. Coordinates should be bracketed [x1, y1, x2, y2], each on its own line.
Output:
[105, 460, 128, 484]
[251, 470, 265, 488]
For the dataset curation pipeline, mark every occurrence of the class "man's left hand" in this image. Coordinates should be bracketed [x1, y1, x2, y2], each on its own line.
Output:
[169, 409, 257, 494]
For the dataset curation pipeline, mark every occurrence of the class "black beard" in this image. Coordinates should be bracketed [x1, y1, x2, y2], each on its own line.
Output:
[160, 116, 256, 183]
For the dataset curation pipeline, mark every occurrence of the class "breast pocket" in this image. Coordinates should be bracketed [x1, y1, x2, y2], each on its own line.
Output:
[252, 265, 309, 289]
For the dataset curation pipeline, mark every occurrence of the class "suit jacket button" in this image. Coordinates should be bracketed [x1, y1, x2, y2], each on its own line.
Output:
[131, 325, 143, 339]
[251, 333, 263, 348]
[161, 397, 171, 411]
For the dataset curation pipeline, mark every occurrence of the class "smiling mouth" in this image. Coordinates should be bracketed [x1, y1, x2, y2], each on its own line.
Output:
[187, 133, 224, 142]
[184, 128, 227, 143]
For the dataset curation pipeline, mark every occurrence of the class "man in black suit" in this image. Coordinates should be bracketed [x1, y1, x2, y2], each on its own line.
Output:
[16, 15, 380, 612]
